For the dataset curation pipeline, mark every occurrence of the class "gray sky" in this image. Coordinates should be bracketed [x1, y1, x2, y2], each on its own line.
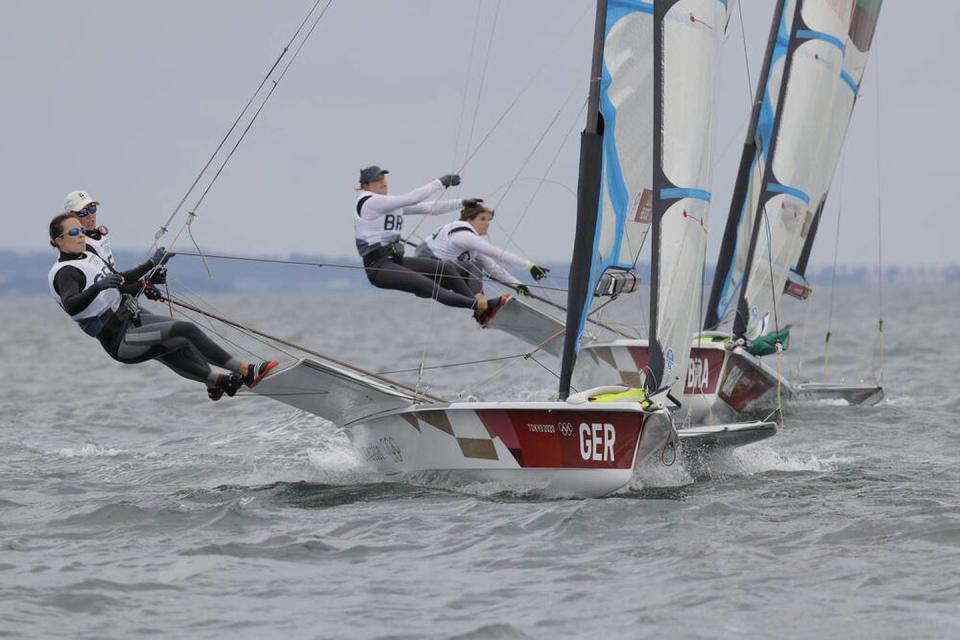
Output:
[3, 0, 956, 267]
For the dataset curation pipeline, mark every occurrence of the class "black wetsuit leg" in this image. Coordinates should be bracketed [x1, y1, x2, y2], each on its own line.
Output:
[112, 313, 241, 383]
[365, 256, 478, 309]
[456, 259, 485, 296]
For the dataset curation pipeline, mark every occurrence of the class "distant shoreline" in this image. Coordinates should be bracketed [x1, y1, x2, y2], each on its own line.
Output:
[5, 250, 957, 297]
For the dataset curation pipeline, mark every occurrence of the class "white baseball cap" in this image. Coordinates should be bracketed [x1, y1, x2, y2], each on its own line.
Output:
[63, 190, 99, 213]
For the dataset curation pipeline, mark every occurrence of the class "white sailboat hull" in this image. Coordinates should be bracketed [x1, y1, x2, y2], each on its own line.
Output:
[254, 359, 676, 497]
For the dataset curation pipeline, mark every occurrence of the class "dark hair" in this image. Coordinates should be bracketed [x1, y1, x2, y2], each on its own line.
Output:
[460, 203, 494, 221]
[49, 213, 76, 246]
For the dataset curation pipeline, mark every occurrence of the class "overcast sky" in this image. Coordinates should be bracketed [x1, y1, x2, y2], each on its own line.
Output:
[3, 0, 956, 267]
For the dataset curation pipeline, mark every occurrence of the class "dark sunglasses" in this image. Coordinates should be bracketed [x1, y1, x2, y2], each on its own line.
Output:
[76, 204, 98, 217]
[57, 226, 84, 239]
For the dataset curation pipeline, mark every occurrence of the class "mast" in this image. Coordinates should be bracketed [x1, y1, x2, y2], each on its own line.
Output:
[731, 0, 804, 339]
[558, 0, 608, 400]
[795, 198, 826, 276]
[704, 0, 787, 331]
[645, 2, 668, 392]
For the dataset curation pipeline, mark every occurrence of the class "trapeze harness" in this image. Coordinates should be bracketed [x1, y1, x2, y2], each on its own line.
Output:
[83, 226, 114, 267]
[353, 180, 479, 309]
[49, 252, 242, 385]
[416, 220, 528, 294]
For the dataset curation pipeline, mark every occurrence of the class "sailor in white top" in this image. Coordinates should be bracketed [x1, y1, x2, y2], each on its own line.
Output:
[417, 202, 550, 297]
[354, 165, 509, 321]
[64, 190, 114, 267]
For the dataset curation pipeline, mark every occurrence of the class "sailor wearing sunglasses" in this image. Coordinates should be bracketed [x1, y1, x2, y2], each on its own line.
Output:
[64, 190, 113, 267]
[47, 213, 278, 401]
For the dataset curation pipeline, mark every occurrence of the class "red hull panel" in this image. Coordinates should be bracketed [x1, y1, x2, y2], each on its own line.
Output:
[627, 346, 725, 395]
[477, 409, 643, 470]
[717, 353, 776, 411]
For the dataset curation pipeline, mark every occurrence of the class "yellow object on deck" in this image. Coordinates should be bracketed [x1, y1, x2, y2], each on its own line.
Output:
[589, 387, 650, 408]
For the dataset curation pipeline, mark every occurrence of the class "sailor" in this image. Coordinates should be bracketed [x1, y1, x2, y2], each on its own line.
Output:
[64, 189, 113, 267]
[48, 212, 278, 401]
[416, 201, 550, 297]
[354, 165, 507, 322]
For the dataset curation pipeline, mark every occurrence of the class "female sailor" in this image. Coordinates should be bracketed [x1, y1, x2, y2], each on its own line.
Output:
[64, 189, 113, 267]
[354, 165, 506, 322]
[47, 212, 278, 401]
[417, 201, 550, 299]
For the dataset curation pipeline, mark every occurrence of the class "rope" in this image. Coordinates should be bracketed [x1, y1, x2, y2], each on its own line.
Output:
[160, 293, 442, 403]
[173, 250, 571, 293]
[151, 0, 329, 250]
[462, 0, 502, 169]
[823, 151, 846, 380]
[873, 35, 885, 385]
[151, 0, 334, 253]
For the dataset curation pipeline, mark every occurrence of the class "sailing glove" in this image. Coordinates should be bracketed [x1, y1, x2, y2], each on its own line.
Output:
[515, 284, 530, 297]
[94, 273, 124, 291]
[148, 267, 168, 286]
[462, 198, 484, 208]
[150, 247, 175, 266]
[529, 264, 550, 280]
[438, 174, 461, 188]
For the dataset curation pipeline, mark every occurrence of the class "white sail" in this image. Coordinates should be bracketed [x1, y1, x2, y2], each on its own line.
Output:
[740, 0, 881, 339]
[650, 0, 734, 398]
[709, 0, 797, 328]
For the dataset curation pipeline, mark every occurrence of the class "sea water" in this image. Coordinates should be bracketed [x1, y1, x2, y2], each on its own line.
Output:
[1, 284, 958, 639]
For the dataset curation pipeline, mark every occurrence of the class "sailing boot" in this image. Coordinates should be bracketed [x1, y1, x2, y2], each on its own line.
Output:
[243, 360, 280, 389]
[475, 293, 509, 327]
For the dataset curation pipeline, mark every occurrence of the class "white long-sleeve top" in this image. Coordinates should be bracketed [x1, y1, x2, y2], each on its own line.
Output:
[354, 179, 461, 256]
[423, 220, 529, 285]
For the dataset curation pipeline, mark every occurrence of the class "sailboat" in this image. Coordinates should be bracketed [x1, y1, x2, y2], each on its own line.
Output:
[696, 0, 885, 417]
[496, 0, 883, 422]
[247, 0, 738, 497]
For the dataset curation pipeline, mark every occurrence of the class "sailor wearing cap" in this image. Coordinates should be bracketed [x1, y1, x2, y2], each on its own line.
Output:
[354, 166, 507, 321]
[64, 190, 114, 267]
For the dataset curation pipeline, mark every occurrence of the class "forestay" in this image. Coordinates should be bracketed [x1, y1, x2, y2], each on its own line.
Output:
[733, 0, 882, 339]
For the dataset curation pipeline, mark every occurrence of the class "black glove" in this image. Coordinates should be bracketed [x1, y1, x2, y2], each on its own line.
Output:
[148, 267, 167, 286]
[150, 247, 175, 266]
[94, 273, 124, 291]
[529, 264, 550, 281]
[462, 198, 484, 208]
[143, 284, 163, 301]
[515, 284, 530, 297]
[438, 174, 461, 188]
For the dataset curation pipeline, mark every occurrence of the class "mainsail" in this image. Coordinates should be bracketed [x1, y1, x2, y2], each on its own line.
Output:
[559, 0, 732, 399]
[707, 0, 882, 339]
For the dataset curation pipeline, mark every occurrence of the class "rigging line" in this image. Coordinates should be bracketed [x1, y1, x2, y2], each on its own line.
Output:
[462, 0, 502, 169]
[173, 250, 573, 293]
[824, 148, 846, 380]
[499, 98, 587, 298]
[492, 84, 582, 213]
[451, 0, 485, 168]
[152, 0, 327, 248]
[163, 294, 444, 403]
[189, 0, 335, 215]
[164, 275, 300, 361]
[394, 239, 630, 338]
[378, 353, 524, 376]
[455, 1, 593, 175]
[873, 34, 885, 385]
